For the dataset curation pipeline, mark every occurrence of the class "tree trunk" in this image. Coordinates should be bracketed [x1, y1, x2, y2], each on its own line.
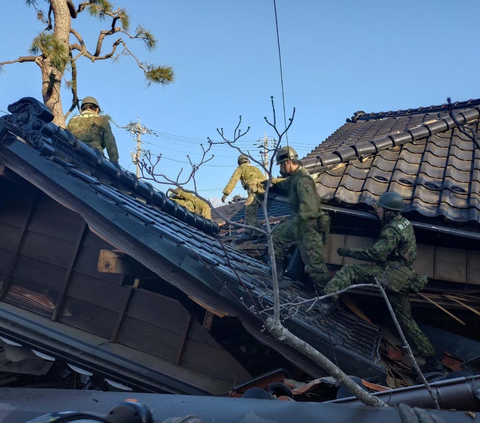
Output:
[266, 318, 387, 407]
[40, 0, 72, 128]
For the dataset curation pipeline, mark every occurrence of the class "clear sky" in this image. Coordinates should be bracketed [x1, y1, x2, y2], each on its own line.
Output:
[2, 1, 480, 205]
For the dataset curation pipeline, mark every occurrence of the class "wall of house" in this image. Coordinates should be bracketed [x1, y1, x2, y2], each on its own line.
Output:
[322, 233, 480, 285]
[0, 172, 251, 393]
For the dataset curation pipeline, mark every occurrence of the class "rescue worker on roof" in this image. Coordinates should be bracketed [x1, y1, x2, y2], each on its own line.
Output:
[321, 191, 443, 374]
[221, 154, 266, 243]
[67, 96, 119, 163]
[169, 187, 212, 220]
[269, 146, 331, 288]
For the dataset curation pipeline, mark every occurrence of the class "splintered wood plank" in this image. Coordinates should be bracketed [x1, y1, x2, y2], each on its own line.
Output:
[3, 278, 58, 318]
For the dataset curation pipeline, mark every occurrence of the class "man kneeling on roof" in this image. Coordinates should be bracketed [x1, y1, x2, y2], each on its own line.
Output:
[169, 188, 212, 220]
[321, 191, 443, 374]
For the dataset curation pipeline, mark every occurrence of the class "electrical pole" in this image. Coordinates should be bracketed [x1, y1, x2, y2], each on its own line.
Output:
[256, 132, 277, 177]
[126, 118, 151, 178]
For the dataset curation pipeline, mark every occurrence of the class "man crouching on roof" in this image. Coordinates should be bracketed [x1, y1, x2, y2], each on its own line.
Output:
[321, 191, 443, 374]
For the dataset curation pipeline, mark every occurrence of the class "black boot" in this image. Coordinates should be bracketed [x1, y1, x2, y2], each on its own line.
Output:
[420, 356, 444, 373]
[320, 297, 339, 315]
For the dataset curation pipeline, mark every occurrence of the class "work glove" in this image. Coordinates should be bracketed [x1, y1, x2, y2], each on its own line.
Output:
[337, 247, 350, 257]
[221, 194, 228, 203]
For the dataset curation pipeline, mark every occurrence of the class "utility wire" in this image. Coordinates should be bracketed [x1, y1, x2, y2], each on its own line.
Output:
[273, 0, 289, 145]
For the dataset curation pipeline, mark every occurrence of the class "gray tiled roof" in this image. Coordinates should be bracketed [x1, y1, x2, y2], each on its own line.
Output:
[302, 99, 480, 224]
[0, 97, 384, 380]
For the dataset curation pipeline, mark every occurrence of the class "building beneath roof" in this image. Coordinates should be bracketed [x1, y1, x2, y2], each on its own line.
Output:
[222, 99, 480, 364]
[0, 97, 386, 395]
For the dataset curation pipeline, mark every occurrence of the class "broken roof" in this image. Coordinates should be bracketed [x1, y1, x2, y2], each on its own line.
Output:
[301, 99, 480, 224]
[0, 97, 384, 380]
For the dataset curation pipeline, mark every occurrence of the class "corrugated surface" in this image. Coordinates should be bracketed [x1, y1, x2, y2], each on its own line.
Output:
[0, 97, 384, 378]
[302, 99, 480, 224]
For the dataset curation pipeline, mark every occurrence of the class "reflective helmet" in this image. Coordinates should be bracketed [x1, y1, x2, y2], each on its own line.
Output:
[238, 154, 249, 165]
[276, 146, 298, 165]
[81, 96, 101, 112]
[376, 191, 404, 211]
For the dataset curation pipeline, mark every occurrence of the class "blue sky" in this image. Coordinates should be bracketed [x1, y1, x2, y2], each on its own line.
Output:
[2, 1, 480, 205]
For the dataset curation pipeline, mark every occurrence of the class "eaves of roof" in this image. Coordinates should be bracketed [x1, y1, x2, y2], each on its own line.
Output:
[301, 100, 480, 225]
[0, 97, 385, 380]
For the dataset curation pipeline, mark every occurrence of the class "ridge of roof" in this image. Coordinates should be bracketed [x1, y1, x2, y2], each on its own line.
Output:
[1, 97, 219, 235]
[347, 99, 480, 122]
[303, 104, 480, 171]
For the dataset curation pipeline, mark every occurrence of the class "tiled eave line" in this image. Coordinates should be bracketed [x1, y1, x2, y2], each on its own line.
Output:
[271, 195, 480, 241]
[0, 97, 219, 235]
[303, 106, 480, 173]
[347, 98, 480, 122]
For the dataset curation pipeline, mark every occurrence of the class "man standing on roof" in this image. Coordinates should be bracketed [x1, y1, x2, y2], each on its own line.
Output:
[321, 191, 443, 374]
[221, 154, 266, 243]
[169, 187, 212, 220]
[67, 96, 119, 163]
[270, 146, 331, 288]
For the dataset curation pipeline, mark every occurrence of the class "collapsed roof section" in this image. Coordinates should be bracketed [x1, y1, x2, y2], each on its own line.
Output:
[301, 99, 480, 224]
[0, 97, 384, 380]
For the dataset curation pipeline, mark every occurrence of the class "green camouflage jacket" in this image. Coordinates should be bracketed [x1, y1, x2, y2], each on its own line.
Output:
[347, 214, 417, 266]
[275, 166, 323, 222]
[67, 111, 119, 162]
[172, 189, 212, 220]
[222, 163, 265, 196]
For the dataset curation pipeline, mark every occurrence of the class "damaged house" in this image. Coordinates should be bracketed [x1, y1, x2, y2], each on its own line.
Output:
[0, 97, 479, 416]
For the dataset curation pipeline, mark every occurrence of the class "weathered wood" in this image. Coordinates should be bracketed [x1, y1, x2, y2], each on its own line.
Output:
[0, 222, 21, 252]
[28, 207, 84, 243]
[19, 230, 75, 269]
[73, 246, 124, 285]
[65, 272, 130, 312]
[188, 295, 228, 318]
[0, 192, 37, 300]
[11, 254, 66, 292]
[110, 286, 133, 343]
[97, 249, 156, 279]
[59, 297, 117, 339]
[52, 221, 87, 321]
[35, 192, 80, 219]
[174, 313, 191, 366]
[3, 278, 58, 317]
[202, 311, 214, 331]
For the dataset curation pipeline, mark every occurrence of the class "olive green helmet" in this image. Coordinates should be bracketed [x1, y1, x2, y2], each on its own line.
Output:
[81, 96, 101, 112]
[376, 191, 404, 211]
[238, 154, 249, 165]
[276, 146, 298, 165]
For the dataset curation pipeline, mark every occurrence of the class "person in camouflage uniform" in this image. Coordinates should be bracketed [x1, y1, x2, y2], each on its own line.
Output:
[67, 96, 119, 163]
[169, 188, 212, 220]
[270, 146, 330, 288]
[222, 155, 266, 243]
[322, 191, 443, 373]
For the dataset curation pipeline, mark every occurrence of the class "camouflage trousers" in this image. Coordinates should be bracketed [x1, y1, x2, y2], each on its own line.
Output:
[324, 264, 436, 358]
[273, 218, 330, 288]
[244, 193, 262, 235]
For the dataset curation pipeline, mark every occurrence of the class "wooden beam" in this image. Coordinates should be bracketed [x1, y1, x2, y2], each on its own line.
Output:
[188, 295, 228, 318]
[52, 221, 87, 321]
[0, 192, 37, 301]
[110, 287, 134, 343]
[417, 293, 466, 325]
[174, 313, 191, 366]
[97, 249, 155, 279]
[202, 310, 214, 331]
